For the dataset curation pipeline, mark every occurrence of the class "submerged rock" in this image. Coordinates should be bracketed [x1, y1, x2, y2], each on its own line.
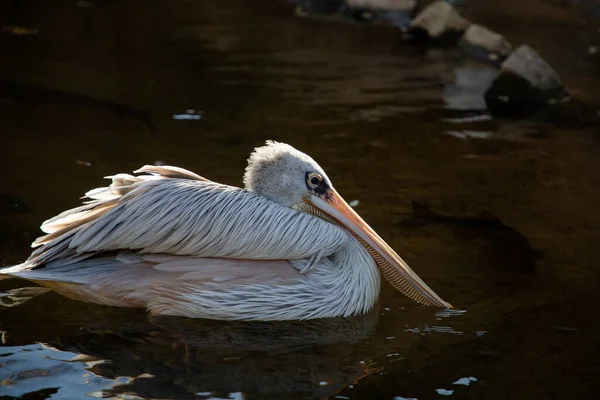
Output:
[484, 45, 570, 117]
[459, 24, 512, 64]
[408, 0, 470, 44]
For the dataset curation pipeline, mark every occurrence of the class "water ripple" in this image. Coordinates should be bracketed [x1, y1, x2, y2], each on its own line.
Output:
[0, 343, 150, 399]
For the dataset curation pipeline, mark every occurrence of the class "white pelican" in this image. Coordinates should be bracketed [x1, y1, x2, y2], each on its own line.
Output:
[1, 141, 451, 320]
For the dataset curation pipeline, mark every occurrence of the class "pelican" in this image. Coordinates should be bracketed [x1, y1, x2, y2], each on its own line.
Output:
[1, 141, 451, 320]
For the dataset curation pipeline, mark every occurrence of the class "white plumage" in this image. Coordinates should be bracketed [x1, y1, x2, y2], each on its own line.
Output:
[1, 141, 451, 320]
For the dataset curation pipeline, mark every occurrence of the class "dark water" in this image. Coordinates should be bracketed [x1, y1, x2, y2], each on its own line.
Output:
[1, 0, 600, 398]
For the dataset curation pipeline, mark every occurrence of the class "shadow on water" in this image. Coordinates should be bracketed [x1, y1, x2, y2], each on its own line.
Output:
[1, 0, 600, 398]
[0, 79, 156, 133]
[397, 201, 543, 273]
[0, 294, 383, 399]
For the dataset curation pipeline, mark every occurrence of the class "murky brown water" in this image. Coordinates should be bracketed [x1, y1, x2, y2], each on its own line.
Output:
[1, 0, 600, 399]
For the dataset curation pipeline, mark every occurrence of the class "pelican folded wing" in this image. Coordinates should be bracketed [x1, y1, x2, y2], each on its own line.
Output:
[27, 171, 348, 268]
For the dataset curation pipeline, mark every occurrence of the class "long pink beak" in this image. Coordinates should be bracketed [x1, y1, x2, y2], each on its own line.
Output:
[309, 189, 452, 308]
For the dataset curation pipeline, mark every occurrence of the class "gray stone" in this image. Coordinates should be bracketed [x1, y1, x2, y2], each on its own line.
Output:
[501, 45, 562, 91]
[409, 1, 470, 39]
[484, 45, 569, 116]
[459, 24, 512, 61]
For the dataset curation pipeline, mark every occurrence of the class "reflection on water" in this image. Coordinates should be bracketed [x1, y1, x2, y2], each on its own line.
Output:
[0, 297, 382, 398]
[1, 0, 600, 398]
[0, 343, 146, 399]
[443, 63, 498, 111]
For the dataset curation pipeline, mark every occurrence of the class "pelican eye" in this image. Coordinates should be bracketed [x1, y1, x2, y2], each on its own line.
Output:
[306, 172, 323, 190]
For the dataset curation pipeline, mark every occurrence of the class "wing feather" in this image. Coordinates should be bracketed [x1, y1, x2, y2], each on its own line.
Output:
[3, 252, 302, 310]
[134, 165, 208, 181]
[27, 166, 348, 268]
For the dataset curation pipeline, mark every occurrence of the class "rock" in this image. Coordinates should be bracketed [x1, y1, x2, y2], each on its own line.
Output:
[484, 45, 570, 117]
[500, 46, 562, 91]
[408, 0, 470, 44]
[459, 24, 512, 64]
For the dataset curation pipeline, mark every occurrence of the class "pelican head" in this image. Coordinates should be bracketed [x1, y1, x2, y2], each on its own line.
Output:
[244, 140, 452, 309]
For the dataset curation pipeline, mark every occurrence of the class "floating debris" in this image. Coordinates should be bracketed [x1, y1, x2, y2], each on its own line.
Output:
[436, 388, 454, 396]
[172, 109, 203, 120]
[349, 199, 360, 207]
[435, 308, 467, 318]
[444, 130, 493, 140]
[405, 325, 463, 335]
[76, 160, 92, 167]
[453, 376, 478, 386]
